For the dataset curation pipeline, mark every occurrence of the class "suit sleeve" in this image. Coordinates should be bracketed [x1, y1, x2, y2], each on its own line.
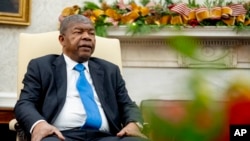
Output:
[114, 67, 144, 126]
[14, 59, 46, 133]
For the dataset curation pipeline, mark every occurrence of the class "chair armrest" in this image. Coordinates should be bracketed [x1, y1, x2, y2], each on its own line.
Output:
[9, 118, 30, 141]
[9, 118, 17, 131]
[142, 122, 151, 137]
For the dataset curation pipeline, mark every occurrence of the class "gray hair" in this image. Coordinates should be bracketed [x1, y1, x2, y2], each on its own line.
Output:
[59, 14, 93, 34]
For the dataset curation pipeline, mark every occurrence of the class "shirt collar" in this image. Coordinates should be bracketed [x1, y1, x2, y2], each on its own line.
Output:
[63, 54, 89, 72]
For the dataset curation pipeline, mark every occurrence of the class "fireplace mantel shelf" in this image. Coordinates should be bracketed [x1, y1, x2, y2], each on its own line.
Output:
[107, 26, 250, 38]
[106, 26, 250, 69]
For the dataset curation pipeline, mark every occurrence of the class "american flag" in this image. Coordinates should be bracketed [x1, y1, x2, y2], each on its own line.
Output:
[170, 3, 191, 17]
[229, 4, 247, 16]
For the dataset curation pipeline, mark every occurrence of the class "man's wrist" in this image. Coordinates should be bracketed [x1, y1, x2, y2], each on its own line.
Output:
[30, 119, 46, 133]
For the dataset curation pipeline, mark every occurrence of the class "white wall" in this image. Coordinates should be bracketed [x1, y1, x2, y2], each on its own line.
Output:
[124, 68, 250, 104]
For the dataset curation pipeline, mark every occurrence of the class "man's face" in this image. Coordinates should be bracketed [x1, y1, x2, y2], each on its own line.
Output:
[59, 22, 96, 63]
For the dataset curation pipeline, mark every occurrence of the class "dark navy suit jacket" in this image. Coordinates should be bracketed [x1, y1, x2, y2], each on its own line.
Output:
[14, 54, 143, 135]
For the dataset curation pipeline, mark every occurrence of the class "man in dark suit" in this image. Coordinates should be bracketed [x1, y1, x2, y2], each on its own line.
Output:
[14, 14, 148, 141]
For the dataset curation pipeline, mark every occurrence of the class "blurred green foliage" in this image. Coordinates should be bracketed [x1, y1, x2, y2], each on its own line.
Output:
[143, 35, 250, 141]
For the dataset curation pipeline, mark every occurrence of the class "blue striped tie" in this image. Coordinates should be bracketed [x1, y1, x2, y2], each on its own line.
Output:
[74, 63, 102, 129]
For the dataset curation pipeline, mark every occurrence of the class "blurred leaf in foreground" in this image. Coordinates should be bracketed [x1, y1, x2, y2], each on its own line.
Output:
[167, 35, 199, 59]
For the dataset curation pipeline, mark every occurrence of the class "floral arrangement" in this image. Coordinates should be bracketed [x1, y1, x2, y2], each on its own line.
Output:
[59, 0, 250, 36]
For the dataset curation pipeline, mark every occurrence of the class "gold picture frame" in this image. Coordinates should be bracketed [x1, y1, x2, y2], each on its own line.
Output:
[0, 0, 31, 25]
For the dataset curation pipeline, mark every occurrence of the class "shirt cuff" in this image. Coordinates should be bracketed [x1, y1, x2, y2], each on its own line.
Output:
[30, 119, 46, 133]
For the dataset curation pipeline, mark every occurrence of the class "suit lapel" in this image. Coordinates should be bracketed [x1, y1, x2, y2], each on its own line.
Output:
[88, 60, 121, 133]
[51, 55, 67, 122]
[88, 60, 106, 104]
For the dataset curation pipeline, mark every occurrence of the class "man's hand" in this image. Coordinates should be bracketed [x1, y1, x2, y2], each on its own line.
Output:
[117, 122, 148, 139]
[31, 121, 65, 141]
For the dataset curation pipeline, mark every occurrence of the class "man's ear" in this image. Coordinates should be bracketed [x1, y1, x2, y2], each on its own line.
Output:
[58, 35, 65, 46]
[59, 35, 64, 42]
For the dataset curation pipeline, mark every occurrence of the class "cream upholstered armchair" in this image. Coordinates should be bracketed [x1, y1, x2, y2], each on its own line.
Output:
[9, 31, 122, 141]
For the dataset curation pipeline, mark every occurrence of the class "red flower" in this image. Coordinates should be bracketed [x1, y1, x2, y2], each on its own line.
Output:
[188, 19, 199, 27]
[217, 91, 250, 141]
[229, 98, 250, 124]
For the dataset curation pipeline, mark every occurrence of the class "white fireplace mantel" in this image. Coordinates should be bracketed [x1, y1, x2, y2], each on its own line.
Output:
[105, 26, 250, 69]
[107, 26, 250, 38]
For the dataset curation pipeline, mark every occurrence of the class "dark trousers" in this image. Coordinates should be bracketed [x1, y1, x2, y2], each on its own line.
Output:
[42, 129, 149, 141]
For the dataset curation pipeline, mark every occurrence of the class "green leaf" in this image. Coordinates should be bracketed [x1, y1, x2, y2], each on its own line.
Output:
[140, 0, 150, 6]
[95, 25, 107, 37]
[167, 36, 198, 58]
[82, 1, 100, 10]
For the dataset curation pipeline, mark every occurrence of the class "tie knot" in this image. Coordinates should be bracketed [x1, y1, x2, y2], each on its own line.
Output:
[74, 63, 85, 72]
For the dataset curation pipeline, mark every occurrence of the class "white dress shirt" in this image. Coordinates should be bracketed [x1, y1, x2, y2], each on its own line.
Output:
[52, 54, 110, 131]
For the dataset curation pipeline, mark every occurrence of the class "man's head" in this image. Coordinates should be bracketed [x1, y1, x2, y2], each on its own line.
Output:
[59, 14, 96, 63]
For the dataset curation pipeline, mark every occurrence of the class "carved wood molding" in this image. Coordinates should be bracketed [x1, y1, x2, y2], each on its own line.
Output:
[116, 37, 250, 68]
[178, 39, 239, 68]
